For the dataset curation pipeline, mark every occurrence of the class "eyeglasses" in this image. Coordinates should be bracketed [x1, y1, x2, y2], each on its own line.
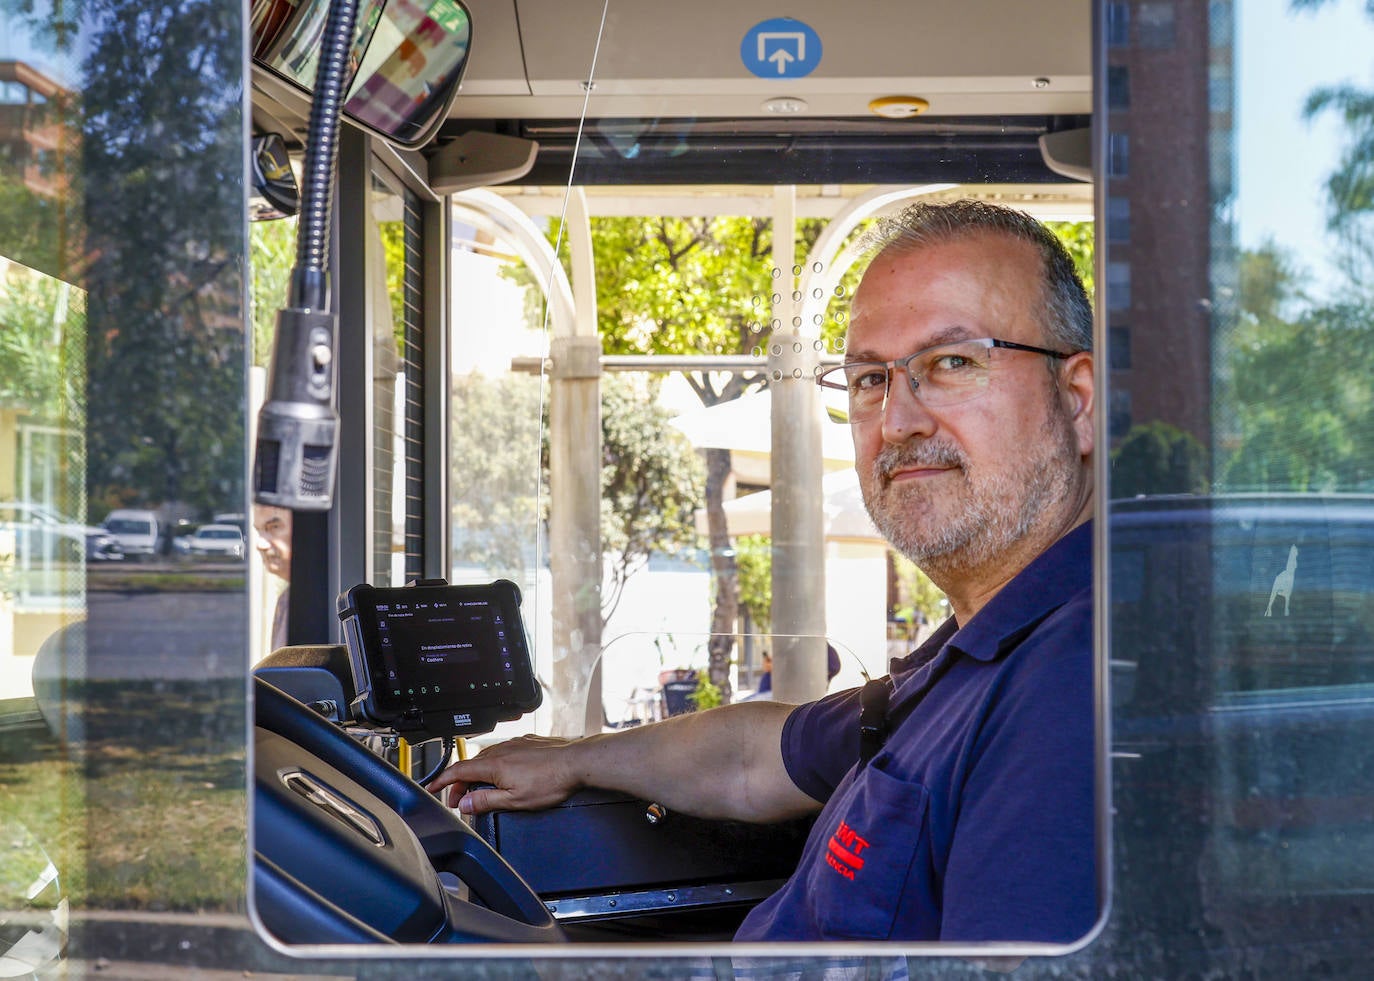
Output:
[815, 337, 1074, 425]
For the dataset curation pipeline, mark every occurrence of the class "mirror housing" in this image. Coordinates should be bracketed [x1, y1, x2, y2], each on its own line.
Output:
[428, 130, 539, 195]
[250, 0, 472, 150]
[249, 133, 300, 221]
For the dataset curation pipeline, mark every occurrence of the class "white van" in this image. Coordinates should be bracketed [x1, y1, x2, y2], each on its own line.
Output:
[101, 508, 161, 560]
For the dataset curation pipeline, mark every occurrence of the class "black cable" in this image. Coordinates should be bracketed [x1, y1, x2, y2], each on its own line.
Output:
[414, 736, 455, 786]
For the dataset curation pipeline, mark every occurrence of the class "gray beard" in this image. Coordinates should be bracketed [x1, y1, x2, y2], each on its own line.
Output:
[861, 414, 1077, 578]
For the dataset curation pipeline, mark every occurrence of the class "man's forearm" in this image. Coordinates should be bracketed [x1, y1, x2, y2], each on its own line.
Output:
[565, 700, 819, 823]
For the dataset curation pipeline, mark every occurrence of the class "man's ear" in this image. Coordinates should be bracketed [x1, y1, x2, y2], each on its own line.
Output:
[1059, 351, 1094, 458]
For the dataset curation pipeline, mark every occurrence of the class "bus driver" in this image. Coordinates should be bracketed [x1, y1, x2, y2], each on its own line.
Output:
[430, 199, 1098, 943]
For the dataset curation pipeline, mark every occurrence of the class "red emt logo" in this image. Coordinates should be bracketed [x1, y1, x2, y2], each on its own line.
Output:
[824, 819, 870, 881]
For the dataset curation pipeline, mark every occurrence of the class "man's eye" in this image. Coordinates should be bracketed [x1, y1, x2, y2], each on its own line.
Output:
[850, 368, 888, 393]
[929, 354, 979, 374]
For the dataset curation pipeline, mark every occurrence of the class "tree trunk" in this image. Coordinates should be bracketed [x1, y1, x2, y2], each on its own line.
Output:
[703, 445, 737, 702]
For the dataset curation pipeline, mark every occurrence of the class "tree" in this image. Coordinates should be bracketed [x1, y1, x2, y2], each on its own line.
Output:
[1111, 421, 1209, 499]
[1047, 220, 1096, 297]
[586, 215, 843, 699]
[0, 177, 72, 282]
[733, 534, 772, 631]
[249, 218, 296, 368]
[598, 375, 705, 623]
[591, 217, 771, 701]
[0, 273, 85, 418]
[1221, 300, 1374, 491]
[449, 371, 545, 582]
[1215, 242, 1374, 492]
[449, 370, 704, 627]
[78, 0, 247, 518]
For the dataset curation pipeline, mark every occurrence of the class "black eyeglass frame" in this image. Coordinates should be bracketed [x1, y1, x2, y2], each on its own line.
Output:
[814, 336, 1077, 422]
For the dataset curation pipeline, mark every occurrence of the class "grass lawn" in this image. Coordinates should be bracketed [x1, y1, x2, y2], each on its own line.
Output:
[0, 681, 246, 912]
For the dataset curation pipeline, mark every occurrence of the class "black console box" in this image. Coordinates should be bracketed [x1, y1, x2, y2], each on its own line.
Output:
[473, 788, 811, 926]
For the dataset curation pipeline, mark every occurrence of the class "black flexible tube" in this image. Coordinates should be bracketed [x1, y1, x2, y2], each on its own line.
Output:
[290, 0, 359, 311]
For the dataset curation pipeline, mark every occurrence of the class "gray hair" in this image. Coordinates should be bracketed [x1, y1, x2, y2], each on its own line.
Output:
[861, 199, 1093, 353]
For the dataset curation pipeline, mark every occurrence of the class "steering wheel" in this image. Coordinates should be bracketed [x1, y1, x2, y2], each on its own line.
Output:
[253, 676, 565, 944]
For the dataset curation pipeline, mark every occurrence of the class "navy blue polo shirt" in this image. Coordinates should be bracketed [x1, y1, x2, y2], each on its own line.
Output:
[735, 522, 1096, 943]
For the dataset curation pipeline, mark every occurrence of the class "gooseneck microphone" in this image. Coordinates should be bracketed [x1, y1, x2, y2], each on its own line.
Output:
[253, 0, 359, 511]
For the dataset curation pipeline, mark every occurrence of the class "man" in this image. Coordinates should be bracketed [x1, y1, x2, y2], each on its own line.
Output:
[253, 503, 292, 653]
[429, 199, 1097, 942]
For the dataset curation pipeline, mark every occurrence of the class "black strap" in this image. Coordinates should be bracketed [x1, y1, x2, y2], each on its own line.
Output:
[857, 678, 893, 768]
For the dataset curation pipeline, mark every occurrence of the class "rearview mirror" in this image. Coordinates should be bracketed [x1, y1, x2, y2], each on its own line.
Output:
[250, 0, 471, 149]
[249, 133, 299, 221]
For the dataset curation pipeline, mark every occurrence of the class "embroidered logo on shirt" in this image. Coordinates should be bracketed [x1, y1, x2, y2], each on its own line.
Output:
[824, 819, 870, 881]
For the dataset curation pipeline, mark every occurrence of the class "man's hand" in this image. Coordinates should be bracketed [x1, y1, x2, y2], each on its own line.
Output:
[427, 701, 818, 824]
[427, 735, 581, 816]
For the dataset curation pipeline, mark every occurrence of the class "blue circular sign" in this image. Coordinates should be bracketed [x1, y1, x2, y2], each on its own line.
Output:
[740, 17, 823, 79]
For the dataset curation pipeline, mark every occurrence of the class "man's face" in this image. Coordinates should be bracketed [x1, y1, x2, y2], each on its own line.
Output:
[253, 505, 292, 581]
[847, 233, 1094, 587]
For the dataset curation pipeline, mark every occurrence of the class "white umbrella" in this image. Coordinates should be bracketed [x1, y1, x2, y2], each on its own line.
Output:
[697, 468, 884, 543]
[668, 390, 856, 463]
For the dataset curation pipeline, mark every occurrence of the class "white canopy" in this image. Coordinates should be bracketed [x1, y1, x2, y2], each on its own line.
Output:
[668, 389, 856, 463]
[697, 468, 883, 543]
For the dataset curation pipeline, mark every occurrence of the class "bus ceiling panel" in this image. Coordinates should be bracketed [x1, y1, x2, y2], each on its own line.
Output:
[454, 0, 532, 98]
[449, 0, 1091, 121]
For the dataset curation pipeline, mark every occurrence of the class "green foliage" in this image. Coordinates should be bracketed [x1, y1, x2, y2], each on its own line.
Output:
[1217, 242, 1374, 492]
[449, 371, 705, 623]
[248, 218, 296, 368]
[733, 533, 772, 631]
[1111, 421, 1209, 498]
[1046, 220, 1095, 297]
[585, 215, 840, 393]
[891, 553, 949, 627]
[449, 371, 546, 581]
[687, 672, 723, 711]
[0, 272, 86, 419]
[0, 177, 72, 281]
[78, 0, 247, 516]
[1304, 84, 1374, 236]
[592, 216, 771, 361]
[378, 219, 409, 348]
[599, 375, 706, 621]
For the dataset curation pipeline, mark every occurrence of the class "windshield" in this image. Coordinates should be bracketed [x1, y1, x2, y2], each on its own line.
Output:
[104, 519, 152, 534]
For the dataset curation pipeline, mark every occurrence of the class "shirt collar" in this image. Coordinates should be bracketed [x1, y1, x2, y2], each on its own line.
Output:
[891, 521, 1093, 675]
[946, 520, 1093, 663]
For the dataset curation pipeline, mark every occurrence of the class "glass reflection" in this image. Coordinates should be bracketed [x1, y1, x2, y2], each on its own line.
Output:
[1, 0, 248, 944]
[1105, 0, 1374, 972]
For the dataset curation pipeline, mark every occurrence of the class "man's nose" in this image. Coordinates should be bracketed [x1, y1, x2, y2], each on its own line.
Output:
[879, 369, 938, 443]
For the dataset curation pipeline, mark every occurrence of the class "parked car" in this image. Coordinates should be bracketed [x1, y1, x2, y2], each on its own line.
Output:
[187, 523, 245, 559]
[101, 509, 161, 560]
[0, 501, 122, 562]
[170, 519, 199, 556]
[84, 528, 123, 561]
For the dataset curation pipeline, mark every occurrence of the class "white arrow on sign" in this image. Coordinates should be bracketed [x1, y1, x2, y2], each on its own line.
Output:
[768, 49, 795, 73]
[757, 31, 806, 73]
